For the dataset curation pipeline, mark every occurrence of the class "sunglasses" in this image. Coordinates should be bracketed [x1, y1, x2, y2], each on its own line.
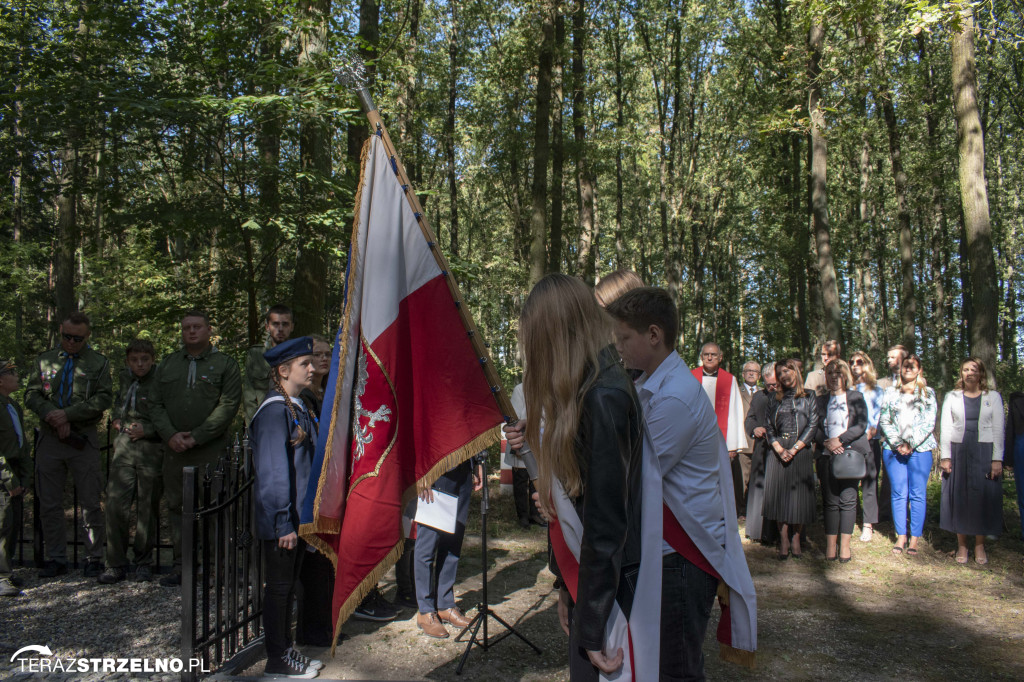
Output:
[851, 359, 864, 366]
[62, 333, 85, 343]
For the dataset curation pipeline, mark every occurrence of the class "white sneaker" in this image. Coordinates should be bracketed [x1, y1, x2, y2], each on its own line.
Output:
[286, 647, 323, 671]
[860, 526, 873, 542]
[264, 653, 317, 679]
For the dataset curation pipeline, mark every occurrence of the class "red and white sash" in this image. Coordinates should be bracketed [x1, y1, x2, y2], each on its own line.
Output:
[547, 446, 662, 681]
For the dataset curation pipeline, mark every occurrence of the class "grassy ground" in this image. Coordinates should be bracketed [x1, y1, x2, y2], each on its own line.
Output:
[234, 472, 1024, 681]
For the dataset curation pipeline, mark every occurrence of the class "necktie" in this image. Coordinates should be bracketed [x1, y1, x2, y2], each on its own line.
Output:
[187, 354, 201, 389]
[122, 379, 140, 416]
[58, 353, 78, 407]
[6, 404, 22, 447]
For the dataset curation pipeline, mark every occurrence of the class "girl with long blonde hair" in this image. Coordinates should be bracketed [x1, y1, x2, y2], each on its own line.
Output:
[514, 273, 645, 679]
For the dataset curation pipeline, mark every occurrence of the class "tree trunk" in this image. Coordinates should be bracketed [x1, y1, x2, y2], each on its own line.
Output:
[548, 9, 565, 273]
[346, 0, 379, 172]
[856, 125, 879, 350]
[952, 4, 998, 380]
[395, 0, 421, 179]
[445, 1, 459, 256]
[54, 144, 79, 322]
[612, 9, 624, 267]
[528, 2, 556, 286]
[256, 11, 282, 335]
[917, 31, 949, 382]
[807, 19, 843, 348]
[875, 23, 915, 352]
[293, 0, 334, 335]
[572, 0, 596, 283]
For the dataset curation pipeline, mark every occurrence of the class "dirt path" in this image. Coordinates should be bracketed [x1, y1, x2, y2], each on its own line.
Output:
[237, 488, 1024, 681]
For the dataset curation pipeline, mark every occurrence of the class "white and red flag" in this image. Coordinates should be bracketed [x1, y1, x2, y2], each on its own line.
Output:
[299, 132, 506, 646]
[546, 438, 663, 681]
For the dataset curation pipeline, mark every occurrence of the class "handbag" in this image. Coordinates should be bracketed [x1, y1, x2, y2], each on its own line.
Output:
[830, 448, 867, 480]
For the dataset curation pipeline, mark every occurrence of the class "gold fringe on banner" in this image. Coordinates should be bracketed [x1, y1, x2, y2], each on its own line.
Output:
[328, 539, 405, 656]
[299, 137, 373, 559]
[416, 425, 502, 495]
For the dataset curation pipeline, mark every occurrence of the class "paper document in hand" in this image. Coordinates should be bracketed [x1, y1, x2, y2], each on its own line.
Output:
[414, 490, 459, 534]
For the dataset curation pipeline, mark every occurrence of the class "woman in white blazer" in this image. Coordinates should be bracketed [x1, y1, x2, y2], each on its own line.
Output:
[939, 357, 1004, 565]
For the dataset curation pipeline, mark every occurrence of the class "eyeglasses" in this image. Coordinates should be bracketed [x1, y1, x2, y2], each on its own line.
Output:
[742, 369, 760, 374]
[62, 333, 85, 343]
[702, 352, 720, 358]
[851, 359, 864, 366]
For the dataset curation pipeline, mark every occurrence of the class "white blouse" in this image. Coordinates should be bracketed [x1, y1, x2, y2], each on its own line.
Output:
[825, 392, 849, 439]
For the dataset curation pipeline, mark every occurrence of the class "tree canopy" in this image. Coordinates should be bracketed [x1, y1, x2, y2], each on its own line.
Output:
[2, 0, 1022, 392]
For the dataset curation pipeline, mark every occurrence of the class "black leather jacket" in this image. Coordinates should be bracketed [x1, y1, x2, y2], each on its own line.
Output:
[765, 388, 819, 448]
[549, 346, 644, 652]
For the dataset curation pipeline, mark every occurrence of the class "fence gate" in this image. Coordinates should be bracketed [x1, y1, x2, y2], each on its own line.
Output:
[180, 434, 264, 681]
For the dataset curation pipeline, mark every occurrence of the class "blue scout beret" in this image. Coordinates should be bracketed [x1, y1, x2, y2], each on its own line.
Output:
[264, 336, 314, 367]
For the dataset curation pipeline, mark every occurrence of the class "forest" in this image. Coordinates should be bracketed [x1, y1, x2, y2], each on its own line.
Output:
[2, 0, 1022, 392]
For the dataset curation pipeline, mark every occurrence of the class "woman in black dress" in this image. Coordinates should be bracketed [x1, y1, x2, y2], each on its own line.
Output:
[763, 358, 819, 559]
[939, 357, 1005, 565]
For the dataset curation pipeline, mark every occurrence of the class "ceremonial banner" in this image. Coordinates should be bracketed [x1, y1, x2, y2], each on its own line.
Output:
[300, 133, 505, 646]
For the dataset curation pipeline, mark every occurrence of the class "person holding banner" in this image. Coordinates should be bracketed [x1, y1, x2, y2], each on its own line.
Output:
[251, 337, 323, 679]
[507, 273, 656, 681]
[607, 287, 757, 678]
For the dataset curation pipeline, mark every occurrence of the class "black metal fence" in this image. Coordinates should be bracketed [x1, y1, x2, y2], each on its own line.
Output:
[15, 425, 174, 572]
[180, 432, 264, 681]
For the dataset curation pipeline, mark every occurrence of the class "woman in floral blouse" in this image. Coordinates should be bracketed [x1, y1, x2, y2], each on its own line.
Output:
[878, 355, 938, 557]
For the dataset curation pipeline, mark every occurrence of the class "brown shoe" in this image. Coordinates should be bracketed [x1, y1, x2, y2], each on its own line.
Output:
[416, 611, 449, 638]
[438, 606, 472, 628]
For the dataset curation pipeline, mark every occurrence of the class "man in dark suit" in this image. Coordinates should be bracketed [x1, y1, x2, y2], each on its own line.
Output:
[734, 362, 761, 518]
[744, 363, 776, 543]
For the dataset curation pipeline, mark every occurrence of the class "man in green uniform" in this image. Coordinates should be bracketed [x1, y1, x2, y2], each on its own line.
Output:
[98, 339, 164, 585]
[25, 311, 112, 578]
[150, 310, 241, 586]
[242, 304, 293, 423]
[1, 359, 33, 596]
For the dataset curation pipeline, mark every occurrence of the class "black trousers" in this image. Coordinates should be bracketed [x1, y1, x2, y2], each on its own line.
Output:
[819, 458, 859, 535]
[296, 546, 334, 647]
[660, 553, 718, 682]
[262, 539, 306, 660]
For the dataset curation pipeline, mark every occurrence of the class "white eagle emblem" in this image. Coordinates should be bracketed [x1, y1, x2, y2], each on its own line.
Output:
[352, 348, 392, 462]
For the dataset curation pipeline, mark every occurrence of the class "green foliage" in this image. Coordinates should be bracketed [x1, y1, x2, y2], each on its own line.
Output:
[0, 0, 1021, 399]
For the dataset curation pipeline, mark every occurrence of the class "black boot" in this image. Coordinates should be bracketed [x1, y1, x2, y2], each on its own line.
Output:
[512, 468, 531, 528]
[394, 537, 417, 608]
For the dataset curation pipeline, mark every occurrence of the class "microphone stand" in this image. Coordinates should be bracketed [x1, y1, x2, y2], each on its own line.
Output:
[454, 455, 541, 674]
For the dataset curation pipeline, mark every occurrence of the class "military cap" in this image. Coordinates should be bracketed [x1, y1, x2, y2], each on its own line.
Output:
[263, 336, 314, 368]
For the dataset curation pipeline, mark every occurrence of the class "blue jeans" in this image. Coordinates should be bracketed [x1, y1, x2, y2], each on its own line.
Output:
[660, 553, 719, 682]
[882, 449, 932, 537]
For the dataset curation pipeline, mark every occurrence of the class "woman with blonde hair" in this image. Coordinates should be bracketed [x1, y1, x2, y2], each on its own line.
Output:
[814, 360, 871, 562]
[594, 269, 644, 308]
[939, 357, 1004, 565]
[850, 350, 885, 541]
[878, 354, 937, 556]
[510, 273, 646, 679]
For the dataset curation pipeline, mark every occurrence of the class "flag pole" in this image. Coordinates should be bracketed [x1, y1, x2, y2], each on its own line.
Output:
[339, 64, 516, 424]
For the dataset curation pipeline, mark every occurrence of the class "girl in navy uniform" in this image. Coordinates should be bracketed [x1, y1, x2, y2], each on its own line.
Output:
[251, 337, 322, 679]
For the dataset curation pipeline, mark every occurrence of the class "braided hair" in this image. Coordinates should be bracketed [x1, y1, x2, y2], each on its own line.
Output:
[270, 367, 306, 446]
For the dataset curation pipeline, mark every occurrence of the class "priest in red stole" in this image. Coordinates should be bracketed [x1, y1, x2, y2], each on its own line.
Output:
[694, 342, 747, 455]
[608, 290, 756, 678]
